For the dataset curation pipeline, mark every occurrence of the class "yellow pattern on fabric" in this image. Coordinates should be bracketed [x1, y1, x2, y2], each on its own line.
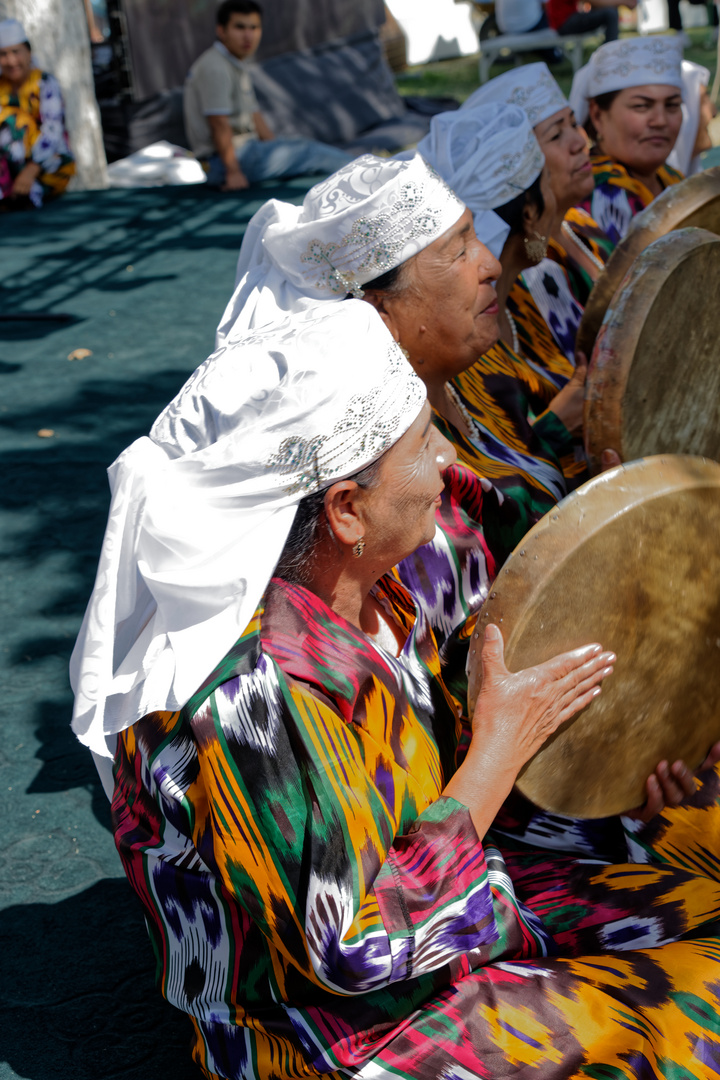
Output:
[0, 67, 75, 199]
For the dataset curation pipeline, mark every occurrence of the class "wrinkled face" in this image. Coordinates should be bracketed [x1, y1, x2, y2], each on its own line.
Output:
[389, 209, 502, 380]
[217, 12, 262, 61]
[0, 42, 32, 87]
[590, 85, 683, 176]
[694, 85, 716, 157]
[362, 401, 456, 564]
[534, 106, 594, 209]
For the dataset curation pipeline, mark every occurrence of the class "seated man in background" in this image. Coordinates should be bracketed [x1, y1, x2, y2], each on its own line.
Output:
[183, 0, 352, 190]
[545, 0, 635, 42]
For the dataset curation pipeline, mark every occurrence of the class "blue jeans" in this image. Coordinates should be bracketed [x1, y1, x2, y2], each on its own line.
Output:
[206, 138, 352, 187]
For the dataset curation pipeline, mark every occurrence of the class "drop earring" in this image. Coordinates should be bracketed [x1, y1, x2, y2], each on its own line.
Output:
[352, 537, 365, 558]
[524, 230, 548, 264]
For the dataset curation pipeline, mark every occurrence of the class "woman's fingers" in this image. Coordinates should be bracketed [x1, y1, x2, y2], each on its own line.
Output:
[699, 740, 720, 773]
[539, 642, 605, 681]
[479, 623, 507, 683]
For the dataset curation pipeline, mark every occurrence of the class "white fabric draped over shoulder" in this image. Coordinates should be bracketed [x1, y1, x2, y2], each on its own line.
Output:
[461, 61, 568, 128]
[417, 102, 544, 257]
[569, 36, 684, 127]
[70, 300, 426, 792]
[215, 152, 464, 347]
[668, 60, 711, 177]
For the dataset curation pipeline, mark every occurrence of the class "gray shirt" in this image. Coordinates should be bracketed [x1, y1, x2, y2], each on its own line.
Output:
[183, 41, 260, 159]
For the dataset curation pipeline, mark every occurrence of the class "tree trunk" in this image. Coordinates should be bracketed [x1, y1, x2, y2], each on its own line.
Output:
[0, 0, 108, 190]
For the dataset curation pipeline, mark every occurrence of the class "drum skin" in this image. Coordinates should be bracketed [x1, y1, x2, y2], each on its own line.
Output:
[577, 166, 720, 360]
[583, 227, 720, 475]
[467, 455, 720, 818]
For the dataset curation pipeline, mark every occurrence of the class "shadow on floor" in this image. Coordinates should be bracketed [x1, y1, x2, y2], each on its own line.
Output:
[0, 878, 203, 1079]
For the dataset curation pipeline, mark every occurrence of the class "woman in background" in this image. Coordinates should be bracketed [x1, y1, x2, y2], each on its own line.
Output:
[0, 17, 74, 209]
[463, 63, 614, 371]
[569, 35, 685, 244]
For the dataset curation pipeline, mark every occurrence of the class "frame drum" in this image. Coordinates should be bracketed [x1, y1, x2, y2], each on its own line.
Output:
[583, 227, 720, 475]
[577, 166, 720, 360]
[467, 455, 720, 818]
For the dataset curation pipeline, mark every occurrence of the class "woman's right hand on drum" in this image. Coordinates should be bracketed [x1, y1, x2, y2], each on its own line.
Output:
[444, 624, 615, 838]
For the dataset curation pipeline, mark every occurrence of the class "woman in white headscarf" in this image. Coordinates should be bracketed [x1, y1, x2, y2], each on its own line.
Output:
[216, 151, 578, 556]
[413, 102, 589, 492]
[569, 35, 685, 244]
[667, 59, 715, 177]
[74, 298, 720, 1080]
[462, 63, 615, 373]
[0, 17, 75, 208]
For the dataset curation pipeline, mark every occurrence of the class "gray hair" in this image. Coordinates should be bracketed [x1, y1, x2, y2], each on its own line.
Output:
[274, 454, 384, 585]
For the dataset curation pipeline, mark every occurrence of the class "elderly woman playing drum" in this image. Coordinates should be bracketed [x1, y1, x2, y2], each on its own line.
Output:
[462, 62, 614, 369]
[72, 299, 720, 1080]
[569, 35, 685, 244]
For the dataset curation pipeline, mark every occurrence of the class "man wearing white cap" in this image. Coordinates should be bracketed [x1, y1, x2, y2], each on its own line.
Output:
[570, 35, 685, 243]
[462, 63, 614, 374]
[0, 18, 75, 208]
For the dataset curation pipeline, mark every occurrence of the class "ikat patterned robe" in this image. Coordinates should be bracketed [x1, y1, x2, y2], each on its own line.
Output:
[113, 469, 720, 1080]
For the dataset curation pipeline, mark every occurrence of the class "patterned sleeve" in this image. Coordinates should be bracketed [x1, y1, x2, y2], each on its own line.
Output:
[531, 408, 574, 467]
[31, 73, 72, 169]
[190, 658, 500, 996]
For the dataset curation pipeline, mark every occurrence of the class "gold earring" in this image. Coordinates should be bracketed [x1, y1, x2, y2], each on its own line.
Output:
[398, 344, 410, 360]
[524, 230, 548, 264]
[352, 537, 365, 558]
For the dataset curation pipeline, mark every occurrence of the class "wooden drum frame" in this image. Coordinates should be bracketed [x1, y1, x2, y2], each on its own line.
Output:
[467, 455, 720, 818]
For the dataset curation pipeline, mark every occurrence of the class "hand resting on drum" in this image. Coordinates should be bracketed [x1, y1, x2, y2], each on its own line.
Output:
[626, 741, 720, 824]
[443, 623, 615, 838]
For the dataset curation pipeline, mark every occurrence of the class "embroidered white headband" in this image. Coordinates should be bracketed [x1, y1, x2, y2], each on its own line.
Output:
[0, 18, 28, 47]
[461, 62, 568, 128]
[70, 300, 426, 790]
[417, 102, 543, 257]
[216, 152, 465, 347]
[569, 36, 684, 125]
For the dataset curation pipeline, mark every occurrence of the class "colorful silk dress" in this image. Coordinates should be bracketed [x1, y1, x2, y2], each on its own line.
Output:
[0, 67, 75, 208]
[444, 341, 579, 542]
[113, 567, 720, 1080]
[578, 149, 683, 247]
[508, 207, 615, 371]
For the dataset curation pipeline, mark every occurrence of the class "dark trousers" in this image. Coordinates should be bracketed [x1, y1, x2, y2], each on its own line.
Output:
[557, 7, 619, 40]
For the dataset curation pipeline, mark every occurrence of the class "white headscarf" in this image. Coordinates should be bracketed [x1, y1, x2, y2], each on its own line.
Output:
[667, 60, 711, 177]
[569, 36, 684, 126]
[461, 62, 569, 128]
[417, 103, 544, 257]
[216, 152, 464, 347]
[70, 300, 426, 791]
[0, 18, 28, 47]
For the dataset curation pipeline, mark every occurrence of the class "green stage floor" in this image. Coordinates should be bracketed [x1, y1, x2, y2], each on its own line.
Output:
[0, 180, 314, 1080]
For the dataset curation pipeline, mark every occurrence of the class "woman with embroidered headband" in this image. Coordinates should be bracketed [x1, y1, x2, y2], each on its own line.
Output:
[216, 151, 577, 558]
[569, 35, 685, 245]
[414, 102, 589, 492]
[71, 299, 720, 1080]
[462, 62, 614, 374]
